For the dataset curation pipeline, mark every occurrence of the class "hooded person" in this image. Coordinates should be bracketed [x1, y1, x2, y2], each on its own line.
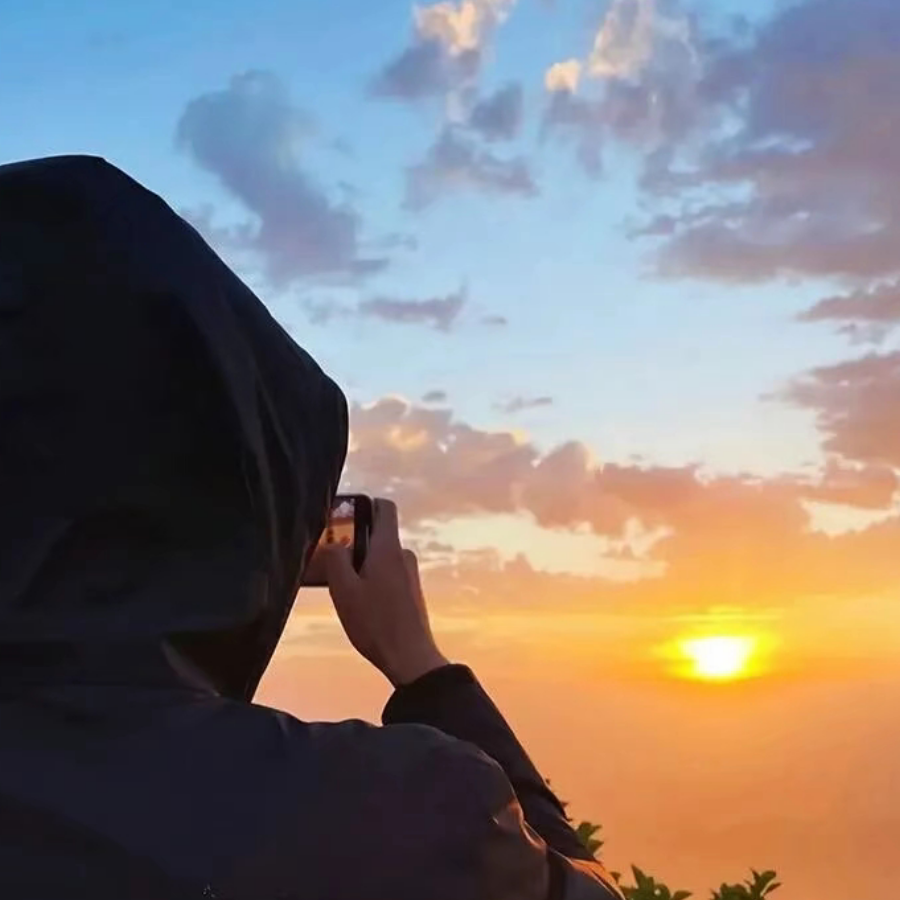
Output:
[0, 155, 623, 900]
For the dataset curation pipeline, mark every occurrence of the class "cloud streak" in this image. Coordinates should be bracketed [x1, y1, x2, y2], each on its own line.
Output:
[305, 288, 469, 331]
[495, 395, 554, 414]
[359, 288, 467, 331]
[800, 281, 900, 345]
[405, 127, 537, 209]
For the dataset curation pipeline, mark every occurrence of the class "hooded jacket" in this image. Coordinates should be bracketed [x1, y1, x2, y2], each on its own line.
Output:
[0, 155, 622, 900]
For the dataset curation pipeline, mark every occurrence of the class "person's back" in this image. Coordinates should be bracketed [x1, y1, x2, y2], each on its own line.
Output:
[0, 155, 622, 899]
[0, 673, 534, 897]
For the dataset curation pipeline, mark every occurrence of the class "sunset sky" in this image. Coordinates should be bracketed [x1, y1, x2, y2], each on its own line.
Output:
[3, 0, 899, 896]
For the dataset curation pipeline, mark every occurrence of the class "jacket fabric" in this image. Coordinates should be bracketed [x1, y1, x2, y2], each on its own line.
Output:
[0, 155, 622, 899]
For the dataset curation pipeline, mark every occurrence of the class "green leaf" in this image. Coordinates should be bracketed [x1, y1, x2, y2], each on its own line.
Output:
[632, 866, 650, 890]
[568, 793, 783, 900]
[573, 820, 604, 857]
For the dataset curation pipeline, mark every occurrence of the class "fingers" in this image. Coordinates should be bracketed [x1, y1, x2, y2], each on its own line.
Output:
[402, 548, 424, 604]
[403, 549, 425, 609]
[402, 548, 419, 577]
[371, 498, 402, 552]
[325, 545, 359, 595]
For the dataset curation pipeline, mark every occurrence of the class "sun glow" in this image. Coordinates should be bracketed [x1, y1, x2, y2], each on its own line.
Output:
[679, 635, 758, 681]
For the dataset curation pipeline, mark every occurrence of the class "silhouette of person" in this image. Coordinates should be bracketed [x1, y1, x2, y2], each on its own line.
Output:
[0, 155, 623, 899]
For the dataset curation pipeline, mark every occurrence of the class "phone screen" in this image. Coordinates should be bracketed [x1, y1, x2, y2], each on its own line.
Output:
[302, 494, 372, 587]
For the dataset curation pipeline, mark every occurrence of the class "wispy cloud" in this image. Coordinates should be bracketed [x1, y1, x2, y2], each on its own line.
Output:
[372, 40, 480, 102]
[405, 127, 537, 209]
[468, 83, 524, 142]
[359, 288, 467, 331]
[495, 395, 554, 414]
[305, 287, 467, 331]
[799, 281, 900, 345]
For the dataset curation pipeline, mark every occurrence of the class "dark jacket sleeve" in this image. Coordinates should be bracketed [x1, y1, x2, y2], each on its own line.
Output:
[383, 664, 623, 899]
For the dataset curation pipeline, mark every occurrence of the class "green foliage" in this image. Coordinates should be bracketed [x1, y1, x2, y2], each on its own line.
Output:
[570, 815, 781, 900]
[621, 865, 693, 900]
[573, 820, 605, 857]
[710, 869, 781, 900]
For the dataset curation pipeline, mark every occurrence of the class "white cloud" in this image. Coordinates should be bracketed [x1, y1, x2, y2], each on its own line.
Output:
[414, 0, 516, 56]
[544, 0, 694, 93]
[545, 59, 583, 93]
[541, 0, 700, 173]
[590, 0, 657, 79]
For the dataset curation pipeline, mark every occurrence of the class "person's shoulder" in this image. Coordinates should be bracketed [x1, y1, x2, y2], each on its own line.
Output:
[238, 707, 551, 897]
[241, 701, 464, 772]
[246, 703, 511, 828]
[315, 714, 512, 802]
[346, 722, 550, 896]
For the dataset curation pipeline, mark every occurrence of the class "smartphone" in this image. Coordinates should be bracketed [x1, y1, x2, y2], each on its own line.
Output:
[301, 494, 373, 587]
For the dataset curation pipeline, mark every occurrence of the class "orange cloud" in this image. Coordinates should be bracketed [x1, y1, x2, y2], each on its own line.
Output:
[800, 280, 900, 346]
[782, 352, 900, 470]
[344, 396, 900, 616]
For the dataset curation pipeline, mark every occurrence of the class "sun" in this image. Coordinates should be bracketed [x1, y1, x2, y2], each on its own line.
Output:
[679, 635, 757, 681]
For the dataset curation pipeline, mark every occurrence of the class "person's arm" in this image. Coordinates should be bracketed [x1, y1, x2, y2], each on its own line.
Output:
[324, 499, 623, 899]
[383, 663, 592, 863]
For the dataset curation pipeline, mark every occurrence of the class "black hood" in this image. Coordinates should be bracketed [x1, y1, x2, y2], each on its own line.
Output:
[0, 156, 348, 700]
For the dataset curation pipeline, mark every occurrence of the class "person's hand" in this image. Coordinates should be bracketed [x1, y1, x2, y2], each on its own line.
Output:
[325, 498, 449, 687]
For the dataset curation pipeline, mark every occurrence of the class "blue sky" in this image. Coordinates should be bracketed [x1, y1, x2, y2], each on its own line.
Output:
[4, 0, 899, 588]
[0, 0, 853, 480]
